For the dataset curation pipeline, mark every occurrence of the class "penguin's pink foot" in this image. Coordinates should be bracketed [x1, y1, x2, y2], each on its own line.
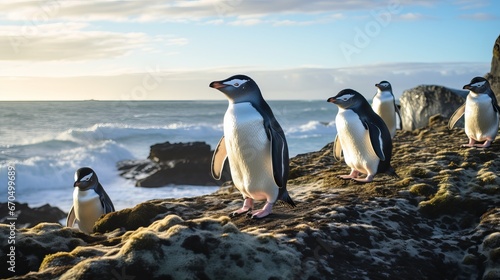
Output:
[351, 174, 374, 183]
[230, 198, 253, 217]
[250, 202, 274, 219]
[474, 140, 492, 148]
[462, 138, 477, 148]
[338, 170, 360, 180]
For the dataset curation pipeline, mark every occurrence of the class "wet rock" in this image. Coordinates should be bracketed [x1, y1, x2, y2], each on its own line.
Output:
[117, 141, 231, 187]
[485, 34, 500, 100]
[0, 202, 66, 228]
[399, 85, 467, 131]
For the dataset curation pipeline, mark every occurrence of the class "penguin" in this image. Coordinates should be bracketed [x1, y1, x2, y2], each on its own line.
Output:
[209, 74, 295, 219]
[372, 81, 401, 138]
[66, 167, 115, 233]
[327, 89, 397, 183]
[448, 77, 500, 148]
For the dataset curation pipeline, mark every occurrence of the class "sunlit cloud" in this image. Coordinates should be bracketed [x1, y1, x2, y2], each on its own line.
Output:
[459, 12, 498, 20]
[0, 0, 440, 23]
[0, 23, 148, 61]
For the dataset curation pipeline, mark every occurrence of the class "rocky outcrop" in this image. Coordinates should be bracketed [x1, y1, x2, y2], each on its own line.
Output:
[118, 141, 231, 187]
[2, 117, 499, 279]
[0, 203, 66, 228]
[399, 85, 467, 130]
[485, 34, 500, 100]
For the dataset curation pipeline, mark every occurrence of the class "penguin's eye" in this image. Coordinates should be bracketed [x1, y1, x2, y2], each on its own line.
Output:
[223, 78, 248, 88]
[471, 81, 486, 88]
[338, 93, 354, 101]
[80, 173, 93, 182]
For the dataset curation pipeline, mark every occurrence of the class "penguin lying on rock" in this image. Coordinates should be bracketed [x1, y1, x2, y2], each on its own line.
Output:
[210, 74, 296, 219]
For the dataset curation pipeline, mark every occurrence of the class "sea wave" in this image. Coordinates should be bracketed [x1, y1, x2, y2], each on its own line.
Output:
[0, 140, 134, 195]
[286, 120, 336, 138]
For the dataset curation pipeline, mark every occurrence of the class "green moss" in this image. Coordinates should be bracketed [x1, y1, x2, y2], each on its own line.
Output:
[419, 191, 461, 216]
[409, 183, 436, 197]
[39, 252, 75, 270]
[490, 248, 500, 262]
[484, 233, 500, 249]
[408, 167, 432, 178]
[94, 202, 167, 233]
[462, 254, 478, 265]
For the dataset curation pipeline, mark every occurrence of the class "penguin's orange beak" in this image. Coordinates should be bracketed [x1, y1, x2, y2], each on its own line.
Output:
[209, 81, 226, 89]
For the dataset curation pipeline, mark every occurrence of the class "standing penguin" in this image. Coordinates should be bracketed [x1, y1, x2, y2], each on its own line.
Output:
[372, 81, 401, 138]
[210, 74, 295, 219]
[66, 167, 115, 233]
[327, 89, 397, 183]
[448, 77, 500, 148]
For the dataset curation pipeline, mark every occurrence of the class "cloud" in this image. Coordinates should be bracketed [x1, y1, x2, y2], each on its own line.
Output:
[165, 37, 189, 46]
[398, 12, 432, 21]
[459, 12, 499, 21]
[0, 0, 439, 23]
[0, 23, 148, 61]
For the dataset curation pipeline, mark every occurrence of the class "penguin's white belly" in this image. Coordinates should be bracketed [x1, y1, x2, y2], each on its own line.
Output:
[224, 102, 278, 202]
[73, 189, 104, 233]
[336, 109, 379, 175]
[372, 95, 397, 138]
[464, 94, 499, 141]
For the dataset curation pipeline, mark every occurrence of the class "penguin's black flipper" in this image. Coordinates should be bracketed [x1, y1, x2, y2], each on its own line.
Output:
[211, 136, 227, 180]
[395, 104, 402, 130]
[448, 104, 466, 130]
[268, 127, 288, 189]
[365, 122, 386, 161]
[96, 183, 115, 213]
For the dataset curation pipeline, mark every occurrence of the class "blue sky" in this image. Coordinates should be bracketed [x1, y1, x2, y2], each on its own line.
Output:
[0, 0, 498, 100]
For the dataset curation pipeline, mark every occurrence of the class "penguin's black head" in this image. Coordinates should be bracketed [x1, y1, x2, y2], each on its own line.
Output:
[463, 77, 490, 94]
[375, 81, 392, 91]
[74, 167, 98, 190]
[209, 74, 262, 103]
[327, 89, 366, 109]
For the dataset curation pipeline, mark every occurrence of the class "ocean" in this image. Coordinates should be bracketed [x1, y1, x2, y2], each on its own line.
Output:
[0, 100, 337, 213]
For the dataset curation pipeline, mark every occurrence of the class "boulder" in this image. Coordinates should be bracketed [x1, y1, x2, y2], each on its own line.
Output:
[399, 85, 468, 131]
[485, 34, 500, 100]
[148, 141, 211, 163]
[0, 202, 66, 228]
[117, 141, 231, 187]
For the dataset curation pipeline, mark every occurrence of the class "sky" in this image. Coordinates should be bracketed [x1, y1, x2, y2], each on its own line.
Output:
[0, 0, 498, 101]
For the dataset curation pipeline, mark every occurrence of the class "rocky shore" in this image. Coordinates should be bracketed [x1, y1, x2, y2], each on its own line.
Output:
[1, 115, 499, 279]
[1, 34, 499, 280]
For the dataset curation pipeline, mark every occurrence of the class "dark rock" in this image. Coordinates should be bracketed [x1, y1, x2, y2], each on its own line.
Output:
[0, 202, 66, 228]
[148, 141, 211, 163]
[399, 85, 468, 131]
[117, 141, 231, 187]
[485, 34, 500, 101]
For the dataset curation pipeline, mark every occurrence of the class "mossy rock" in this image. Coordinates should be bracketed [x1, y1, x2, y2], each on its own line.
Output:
[419, 191, 461, 217]
[94, 202, 168, 233]
[409, 183, 437, 197]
